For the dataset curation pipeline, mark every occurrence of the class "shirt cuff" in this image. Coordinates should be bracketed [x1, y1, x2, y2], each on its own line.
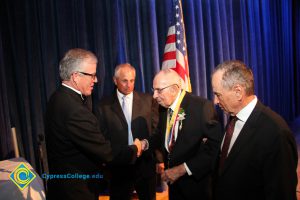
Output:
[142, 139, 149, 151]
[184, 162, 192, 175]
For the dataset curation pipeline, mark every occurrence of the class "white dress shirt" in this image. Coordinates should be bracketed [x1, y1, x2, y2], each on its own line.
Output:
[167, 91, 192, 175]
[116, 89, 133, 119]
[221, 96, 258, 155]
[116, 89, 134, 144]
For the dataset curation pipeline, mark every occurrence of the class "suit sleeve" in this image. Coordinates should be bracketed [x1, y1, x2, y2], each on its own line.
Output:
[185, 101, 222, 180]
[94, 102, 109, 139]
[66, 107, 113, 163]
[94, 102, 138, 165]
[151, 98, 159, 134]
[150, 98, 165, 163]
[148, 106, 166, 153]
[263, 129, 297, 200]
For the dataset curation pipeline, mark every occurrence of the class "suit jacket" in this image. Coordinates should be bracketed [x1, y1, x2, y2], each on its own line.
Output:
[95, 91, 159, 179]
[149, 92, 222, 199]
[45, 86, 137, 200]
[213, 101, 298, 200]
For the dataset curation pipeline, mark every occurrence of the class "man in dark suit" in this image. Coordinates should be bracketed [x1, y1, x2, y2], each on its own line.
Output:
[95, 63, 159, 200]
[45, 49, 141, 200]
[211, 60, 298, 200]
[142, 69, 221, 200]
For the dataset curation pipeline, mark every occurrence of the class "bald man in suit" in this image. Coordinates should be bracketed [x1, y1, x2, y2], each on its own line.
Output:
[95, 63, 159, 200]
[142, 69, 222, 200]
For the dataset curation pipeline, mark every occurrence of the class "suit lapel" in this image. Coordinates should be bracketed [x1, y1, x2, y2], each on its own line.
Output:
[131, 92, 140, 123]
[110, 93, 128, 126]
[131, 92, 141, 137]
[161, 107, 168, 149]
[221, 101, 264, 174]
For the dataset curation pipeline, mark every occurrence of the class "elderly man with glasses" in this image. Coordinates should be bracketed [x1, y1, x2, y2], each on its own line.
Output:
[142, 68, 222, 200]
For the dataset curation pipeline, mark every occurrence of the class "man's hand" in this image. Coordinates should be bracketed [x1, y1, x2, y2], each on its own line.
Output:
[161, 164, 186, 184]
[134, 138, 142, 157]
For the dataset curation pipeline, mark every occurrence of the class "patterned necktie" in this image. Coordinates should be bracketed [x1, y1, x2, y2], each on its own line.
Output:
[168, 108, 176, 152]
[219, 116, 238, 170]
[122, 95, 133, 145]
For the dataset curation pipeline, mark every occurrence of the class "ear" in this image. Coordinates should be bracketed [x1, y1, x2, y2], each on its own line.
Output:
[233, 84, 243, 100]
[72, 72, 79, 84]
[170, 85, 180, 96]
[178, 79, 183, 89]
[113, 77, 117, 86]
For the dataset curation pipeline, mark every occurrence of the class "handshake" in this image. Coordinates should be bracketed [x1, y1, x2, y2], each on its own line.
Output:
[133, 138, 148, 157]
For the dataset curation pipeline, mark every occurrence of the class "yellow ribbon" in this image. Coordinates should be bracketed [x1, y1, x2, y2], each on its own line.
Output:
[165, 90, 186, 150]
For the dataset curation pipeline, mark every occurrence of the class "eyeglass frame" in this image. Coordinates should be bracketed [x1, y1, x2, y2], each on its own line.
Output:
[152, 84, 179, 94]
[77, 71, 97, 80]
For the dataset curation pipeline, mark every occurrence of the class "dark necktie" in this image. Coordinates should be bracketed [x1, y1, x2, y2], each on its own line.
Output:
[219, 116, 238, 170]
[168, 108, 176, 152]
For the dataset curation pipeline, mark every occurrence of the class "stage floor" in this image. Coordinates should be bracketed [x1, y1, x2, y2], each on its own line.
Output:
[99, 190, 168, 200]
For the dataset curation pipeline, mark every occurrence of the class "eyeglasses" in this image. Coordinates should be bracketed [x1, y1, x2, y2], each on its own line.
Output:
[77, 71, 97, 80]
[152, 84, 179, 94]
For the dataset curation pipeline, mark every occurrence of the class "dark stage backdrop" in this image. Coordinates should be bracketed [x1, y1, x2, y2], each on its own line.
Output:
[0, 0, 299, 174]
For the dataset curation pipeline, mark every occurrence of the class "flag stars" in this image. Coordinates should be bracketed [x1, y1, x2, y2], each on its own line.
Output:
[176, 31, 180, 35]
[177, 40, 181, 44]
[175, 5, 179, 9]
[176, 22, 180, 26]
[176, 13, 179, 18]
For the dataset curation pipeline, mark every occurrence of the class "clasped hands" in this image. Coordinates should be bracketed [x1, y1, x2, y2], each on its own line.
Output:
[159, 163, 186, 184]
[134, 139, 186, 184]
[133, 138, 147, 157]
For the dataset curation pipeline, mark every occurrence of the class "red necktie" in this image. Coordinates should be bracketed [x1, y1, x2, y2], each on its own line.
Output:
[219, 116, 238, 170]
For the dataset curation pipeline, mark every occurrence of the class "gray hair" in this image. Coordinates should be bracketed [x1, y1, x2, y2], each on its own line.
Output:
[114, 63, 136, 78]
[213, 60, 254, 95]
[59, 48, 97, 80]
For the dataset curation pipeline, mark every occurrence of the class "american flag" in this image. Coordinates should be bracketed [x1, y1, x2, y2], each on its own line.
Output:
[162, 0, 192, 92]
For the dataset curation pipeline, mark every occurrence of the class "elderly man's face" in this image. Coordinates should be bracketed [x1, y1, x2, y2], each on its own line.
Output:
[212, 70, 238, 115]
[75, 59, 98, 96]
[113, 67, 135, 95]
[152, 75, 178, 108]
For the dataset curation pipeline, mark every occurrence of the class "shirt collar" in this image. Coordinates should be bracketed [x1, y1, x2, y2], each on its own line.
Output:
[236, 96, 258, 122]
[116, 89, 133, 101]
[169, 90, 182, 111]
[62, 83, 85, 100]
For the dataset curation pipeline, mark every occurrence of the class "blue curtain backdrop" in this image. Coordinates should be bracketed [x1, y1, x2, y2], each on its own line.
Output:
[0, 0, 299, 173]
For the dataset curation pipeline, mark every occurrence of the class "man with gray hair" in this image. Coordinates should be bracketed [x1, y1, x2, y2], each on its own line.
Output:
[45, 49, 141, 200]
[95, 63, 159, 200]
[211, 60, 297, 200]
